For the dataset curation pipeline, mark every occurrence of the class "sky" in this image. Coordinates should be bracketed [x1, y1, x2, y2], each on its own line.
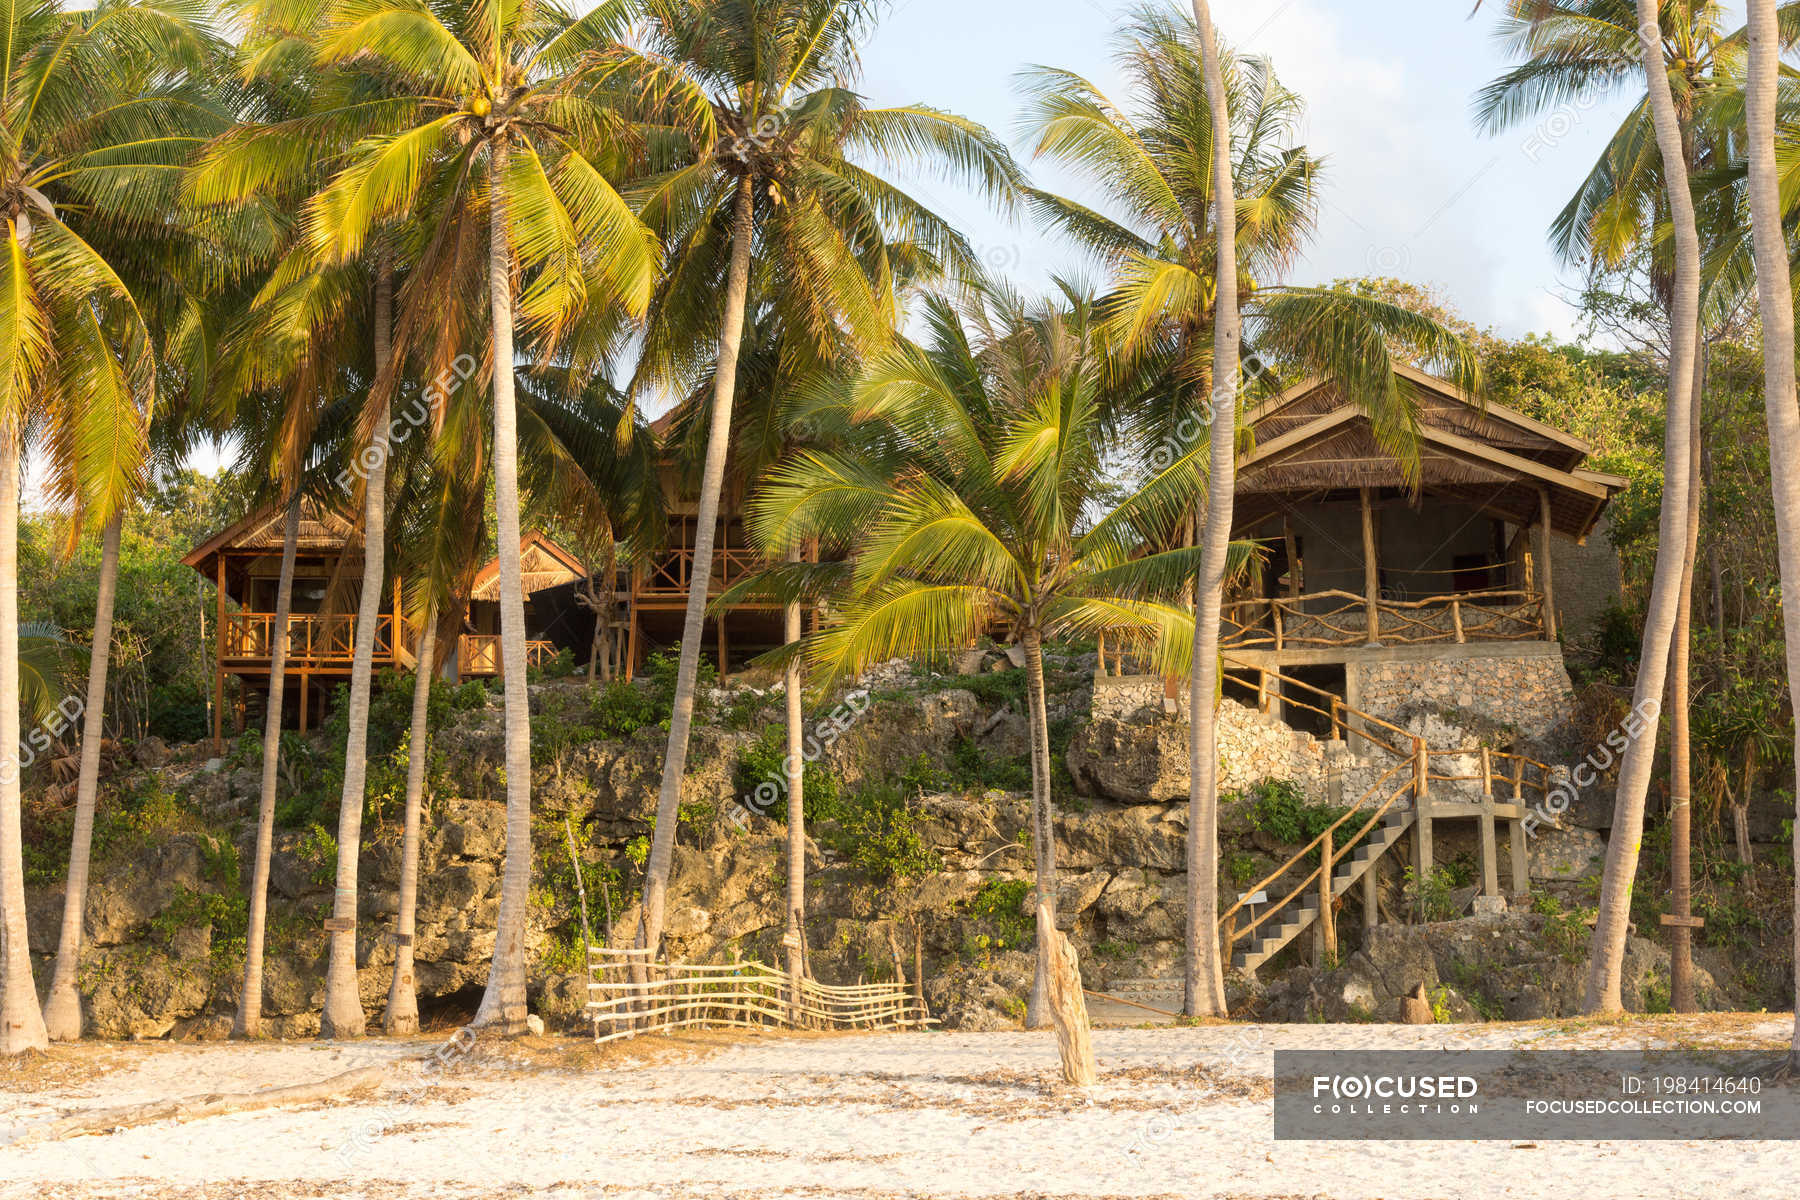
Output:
[857, 0, 1645, 342]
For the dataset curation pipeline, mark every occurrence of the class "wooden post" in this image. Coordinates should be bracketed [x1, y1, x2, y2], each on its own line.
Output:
[1283, 516, 1301, 597]
[1363, 859, 1379, 930]
[1328, 695, 1341, 741]
[1452, 598, 1466, 643]
[625, 587, 641, 682]
[213, 554, 227, 752]
[1510, 756, 1530, 896]
[1360, 487, 1380, 643]
[1537, 487, 1558, 641]
[1096, 631, 1107, 678]
[1478, 746, 1499, 898]
[1318, 826, 1336, 963]
[298, 671, 309, 734]
[1413, 738, 1432, 919]
[1256, 668, 1267, 713]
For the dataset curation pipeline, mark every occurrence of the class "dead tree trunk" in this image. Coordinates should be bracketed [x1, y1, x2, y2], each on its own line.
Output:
[1036, 901, 1095, 1086]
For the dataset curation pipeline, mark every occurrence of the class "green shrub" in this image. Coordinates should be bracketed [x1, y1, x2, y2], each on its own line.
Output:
[732, 725, 839, 821]
[960, 877, 1034, 963]
[1402, 865, 1459, 922]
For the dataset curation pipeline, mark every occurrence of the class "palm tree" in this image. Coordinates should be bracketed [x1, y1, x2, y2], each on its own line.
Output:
[0, 0, 214, 1056]
[615, 0, 1021, 963]
[1183, 0, 1238, 1019]
[1568, 0, 1704, 1015]
[301, 0, 656, 1032]
[1473, 0, 1760, 1012]
[754, 283, 1211, 1025]
[1019, 3, 1480, 1018]
[190, 0, 405, 1035]
[1740, 0, 1800, 1071]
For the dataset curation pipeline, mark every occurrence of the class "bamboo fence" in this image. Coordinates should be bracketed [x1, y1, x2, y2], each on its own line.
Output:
[585, 947, 936, 1043]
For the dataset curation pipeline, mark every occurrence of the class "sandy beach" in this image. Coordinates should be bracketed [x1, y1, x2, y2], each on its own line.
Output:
[1, 1015, 1795, 1200]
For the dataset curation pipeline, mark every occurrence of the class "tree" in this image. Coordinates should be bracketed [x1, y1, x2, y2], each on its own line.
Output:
[1473, 0, 1764, 1011]
[1740, 0, 1800, 1071]
[1184, 0, 1238, 1019]
[617, 0, 1021, 963]
[307, 0, 657, 1029]
[1575, 0, 1703, 1013]
[1020, 3, 1479, 1018]
[0, 0, 214, 1056]
[753, 283, 1211, 1028]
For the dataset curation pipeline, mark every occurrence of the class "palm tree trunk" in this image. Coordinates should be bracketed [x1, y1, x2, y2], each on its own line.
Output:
[386, 599, 436, 1036]
[783, 545, 806, 1021]
[1022, 628, 1059, 1029]
[473, 139, 534, 1034]
[1668, 343, 1705, 1014]
[639, 173, 756, 962]
[1746, 0, 1800, 1073]
[42, 511, 122, 1040]
[321, 255, 395, 1040]
[1583, 1, 1700, 1013]
[1184, 0, 1236, 1019]
[0, 424, 47, 1055]
[234, 491, 302, 1038]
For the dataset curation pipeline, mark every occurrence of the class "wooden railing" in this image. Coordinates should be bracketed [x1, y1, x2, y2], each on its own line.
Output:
[585, 947, 934, 1043]
[637, 545, 771, 599]
[223, 613, 397, 665]
[1215, 658, 1560, 963]
[458, 635, 559, 676]
[1220, 588, 1547, 650]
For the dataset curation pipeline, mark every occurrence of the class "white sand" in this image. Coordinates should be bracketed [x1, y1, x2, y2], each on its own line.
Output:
[1, 1017, 1796, 1199]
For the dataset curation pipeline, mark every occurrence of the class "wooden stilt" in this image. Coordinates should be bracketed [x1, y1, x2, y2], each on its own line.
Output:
[1478, 746, 1499, 898]
[1360, 487, 1380, 643]
[298, 672, 310, 734]
[1537, 487, 1558, 640]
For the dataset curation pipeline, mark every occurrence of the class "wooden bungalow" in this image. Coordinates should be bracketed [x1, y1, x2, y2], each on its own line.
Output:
[184, 501, 586, 743]
[1203, 363, 1626, 708]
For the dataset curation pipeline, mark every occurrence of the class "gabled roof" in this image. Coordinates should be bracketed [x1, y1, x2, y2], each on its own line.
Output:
[180, 497, 358, 577]
[469, 532, 586, 602]
[1235, 365, 1626, 542]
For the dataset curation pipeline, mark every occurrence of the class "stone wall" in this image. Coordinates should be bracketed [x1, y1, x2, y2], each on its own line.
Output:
[1549, 513, 1622, 645]
[1348, 646, 1574, 741]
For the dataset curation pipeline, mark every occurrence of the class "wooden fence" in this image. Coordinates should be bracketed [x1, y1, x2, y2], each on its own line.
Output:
[584, 947, 936, 1043]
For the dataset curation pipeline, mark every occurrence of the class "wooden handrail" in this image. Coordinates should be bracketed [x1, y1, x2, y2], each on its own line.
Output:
[1220, 587, 1546, 650]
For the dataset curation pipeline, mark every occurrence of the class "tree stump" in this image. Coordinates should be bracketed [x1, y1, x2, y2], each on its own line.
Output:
[1037, 903, 1096, 1086]
[1400, 982, 1434, 1025]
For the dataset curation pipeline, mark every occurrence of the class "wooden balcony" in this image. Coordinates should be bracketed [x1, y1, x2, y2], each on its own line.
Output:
[635, 546, 773, 603]
[222, 612, 399, 667]
[1220, 588, 1547, 652]
[458, 634, 559, 676]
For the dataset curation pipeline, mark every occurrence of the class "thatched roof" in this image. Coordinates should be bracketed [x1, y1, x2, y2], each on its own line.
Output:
[469, 533, 585, 602]
[1235, 365, 1625, 542]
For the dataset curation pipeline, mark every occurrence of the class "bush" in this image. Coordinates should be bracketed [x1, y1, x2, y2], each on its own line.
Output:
[732, 725, 839, 821]
[960, 876, 1034, 963]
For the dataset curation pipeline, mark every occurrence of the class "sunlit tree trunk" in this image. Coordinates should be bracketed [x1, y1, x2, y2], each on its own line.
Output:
[1185, 0, 1236, 1018]
[1584, 2, 1700, 1013]
[1745, 0, 1800, 1070]
[0, 424, 48, 1054]
[42, 512, 122, 1039]
[1668, 345, 1704, 1014]
[783, 546, 806, 1019]
[322, 256, 395, 1039]
[234, 491, 302, 1038]
[474, 138, 534, 1033]
[1023, 628, 1060, 1029]
[386, 600, 436, 1035]
[639, 174, 755, 961]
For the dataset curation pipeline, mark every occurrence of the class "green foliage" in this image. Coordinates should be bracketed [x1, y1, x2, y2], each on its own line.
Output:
[960, 877, 1035, 963]
[1238, 779, 1360, 862]
[813, 755, 942, 882]
[1531, 892, 1593, 964]
[528, 648, 577, 682]
[733, 726, 839, 822]
[1402, 865, 1459, 923]
[295, 824, 338, 887]
[1226, 851, 1259, 888]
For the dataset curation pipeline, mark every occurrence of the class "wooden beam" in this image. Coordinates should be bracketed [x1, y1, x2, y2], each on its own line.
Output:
[1237, 406, 1360, 470]
[1537, 487, 1558, 641]
[213, 553, 227, 752]
[1360, 488, 1380, 644]
[1282, 517, 1301, 598]
[1418, 424, 1611, 500]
